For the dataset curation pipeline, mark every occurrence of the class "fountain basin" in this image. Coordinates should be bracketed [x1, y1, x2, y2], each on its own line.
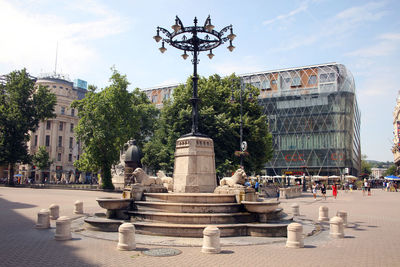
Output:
[241, 201, 280, 223]
[96, 197, 131, 210]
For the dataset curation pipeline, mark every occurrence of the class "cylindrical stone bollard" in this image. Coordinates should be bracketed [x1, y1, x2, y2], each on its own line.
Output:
[201, 226, 221, 254]
[55, 216, 72, 241]
[117, 223, 136, 251]
[330, 216, 344, 238]
[36, 209, 50, 229]
[336, 210, 348, 227]
[73, 200, 83, 214]
[318, 206, 329, 222]
[49, 204, 60, 220]
[291, 203, 300, 216]
[286, 223, 304, 248]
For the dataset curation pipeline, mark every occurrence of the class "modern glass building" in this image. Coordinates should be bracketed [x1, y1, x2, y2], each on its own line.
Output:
[240, 63, 361, 176]
[142, 62, 361, 177]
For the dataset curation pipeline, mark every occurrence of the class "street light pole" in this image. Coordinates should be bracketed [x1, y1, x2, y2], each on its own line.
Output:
[154, 16, 236, 137]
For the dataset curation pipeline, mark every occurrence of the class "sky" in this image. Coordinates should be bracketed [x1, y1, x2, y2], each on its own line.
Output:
[1, 0, 399, 162]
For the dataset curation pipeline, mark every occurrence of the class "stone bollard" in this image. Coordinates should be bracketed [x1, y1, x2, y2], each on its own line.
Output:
[36, 209, 50, 229]
[55, 216, 72, 241]
[49, 204, 59, 220]
[201, 226, 221, 254]
[286, 223, 304, 248]
[330, 216, 344, 238]
[291, 203, 300, 216]
[73, 200, 83, 214]
[318, 206, 329, 222]
[117, 223, 136, 251]
[336, 211, 348, 227]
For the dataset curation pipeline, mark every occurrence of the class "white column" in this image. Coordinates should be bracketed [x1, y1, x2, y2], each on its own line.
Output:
[36, 209, 50, 229]
[330, 216, 344, 238]
[291, 203, 300, 216]
[117, 223, 136, 251]
[55, 216, 72, 241]
[201, 226, 221, 254]
[286, 223, 304, 248]
[73, 200, 83, 214]
[49, 204, 59, 220]
[318, 206, 329, 222]
[336, 210, 348, 227]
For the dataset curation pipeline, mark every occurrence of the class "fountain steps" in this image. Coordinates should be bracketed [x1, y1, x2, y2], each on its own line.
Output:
[128, 210, 256, 224]
[142, 193, 237, 203]
[133, 221, 290, 238]
[134, 201, 242, 213]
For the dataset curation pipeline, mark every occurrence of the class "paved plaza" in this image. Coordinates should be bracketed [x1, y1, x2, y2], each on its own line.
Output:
[1, 186, 400, 267]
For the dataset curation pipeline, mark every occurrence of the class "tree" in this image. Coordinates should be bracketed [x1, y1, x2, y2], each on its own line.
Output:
[142, 74, 273, 177]
[71, 69, 158, 189]
[32, 146, 53, 182]
[360, 154, 372, 177]
[0, 69, 56, 186]
[384, 165, 396, 176]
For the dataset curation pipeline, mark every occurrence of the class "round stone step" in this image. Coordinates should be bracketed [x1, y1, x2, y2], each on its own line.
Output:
[143, 193, 237, 203]
[135, 201, 242, 213]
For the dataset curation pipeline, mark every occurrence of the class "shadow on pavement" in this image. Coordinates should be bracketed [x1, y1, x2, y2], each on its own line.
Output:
[220, 250, 235, 254]
[0, 197, 97, 267]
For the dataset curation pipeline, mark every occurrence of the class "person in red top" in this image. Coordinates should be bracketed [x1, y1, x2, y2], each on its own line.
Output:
[332, 183, 338, 199]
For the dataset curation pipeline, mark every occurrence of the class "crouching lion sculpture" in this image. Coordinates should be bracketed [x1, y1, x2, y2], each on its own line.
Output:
[132, 168, 163, 186]
[156, 170, 173, 191]
[220, 169, 247, 187]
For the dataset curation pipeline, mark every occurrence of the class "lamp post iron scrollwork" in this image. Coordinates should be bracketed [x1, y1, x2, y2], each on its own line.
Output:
[154, 15, 236, 136]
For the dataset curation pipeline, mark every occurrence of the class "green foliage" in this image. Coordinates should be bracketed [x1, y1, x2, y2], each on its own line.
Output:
[0, 69, 56, 185]
[384, 165, 396, 176]
[361, 154, 372, 175]
[32, 146, 53, 170]
[142, 74, 273, 177]
[71, 68, 158, 189]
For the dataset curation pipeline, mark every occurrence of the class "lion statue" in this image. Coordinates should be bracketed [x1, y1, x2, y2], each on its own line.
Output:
[132, 168, 163, 186]
[157, 170, 173, 191]
[220, 169, 247, 187]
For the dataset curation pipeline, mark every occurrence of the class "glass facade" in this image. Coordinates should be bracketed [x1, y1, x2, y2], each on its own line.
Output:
[240, 63, 361, 176]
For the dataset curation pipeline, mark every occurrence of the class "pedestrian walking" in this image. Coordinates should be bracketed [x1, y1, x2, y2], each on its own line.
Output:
[332, 183, 338, 199]
[320, 183, 327, 200]
[276, 186, 280, 201]
[312, 182, 318, 200]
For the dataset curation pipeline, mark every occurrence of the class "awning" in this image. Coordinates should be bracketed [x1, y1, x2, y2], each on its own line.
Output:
[385, 175, 400, 180]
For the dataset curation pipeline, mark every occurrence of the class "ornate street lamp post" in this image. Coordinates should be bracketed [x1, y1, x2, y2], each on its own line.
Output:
[230, 79, 253, 169]
[154, 15, 236, 136]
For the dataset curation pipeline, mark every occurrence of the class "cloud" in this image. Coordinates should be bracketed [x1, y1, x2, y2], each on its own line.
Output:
[211, 56, 263, 76]
[263, 0, 310, 25]
[0, 0, 129, 78]
[345, 32, 400, 57]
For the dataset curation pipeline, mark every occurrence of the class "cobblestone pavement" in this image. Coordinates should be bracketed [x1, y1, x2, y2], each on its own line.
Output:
[1, 187, 400, 267]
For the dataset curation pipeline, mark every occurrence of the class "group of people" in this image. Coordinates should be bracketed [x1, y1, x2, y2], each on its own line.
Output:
[312, 182, 338, 200]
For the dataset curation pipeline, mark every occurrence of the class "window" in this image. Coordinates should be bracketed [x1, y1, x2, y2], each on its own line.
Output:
[58, 136, 62, 147]
[320, 73, 336, 83]
[46, 121, 51, 130]
[34, 135, 38, 146]
[59, 122, 63, 131]
[152, 95, 158, 103]
[68, 154, 72, 162]
[308, 75, 317, 85]
[61, 107, 65, 115]
[69, 137, 73, 148]
[71, 109, 75, 117]
[45, 135, 50, 146]
[261, 80, 270, 89]
[57, 153, 61, 161]
[271, 80, 277, 85]
[70, 123, 74, 132]
[291, 76, 301, 87]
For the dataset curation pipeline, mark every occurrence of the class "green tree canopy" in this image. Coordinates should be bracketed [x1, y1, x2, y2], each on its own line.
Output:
[384, 165, 396, 176]
[360, 154, 372, 177]
[142, 74, 273, 177]
[32, 146, 53, 182]
[0, 69, 56, 185]
[71, 68, 158, 189]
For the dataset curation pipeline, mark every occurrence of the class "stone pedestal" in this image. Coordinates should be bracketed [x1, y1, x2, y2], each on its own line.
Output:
[36, 209, 50, 229]
[173, 136, 216, 193]
[214, 186, 256, 203]
[291, 203, 300, 216]
[286, 223, 304, 248]
[330, 216, 344, 238]
[49, 204, 59, 220]
[55, 216, 72, 241]
[117, 223, 136, 251]
[74, 200, 83, 214]
[201, 226, 221, 254]
[318, 206, 329, 222]
[336, 210, 348, 227]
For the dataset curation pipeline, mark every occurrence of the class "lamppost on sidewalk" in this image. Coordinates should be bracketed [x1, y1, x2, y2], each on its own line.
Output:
[153, 15, 236, 137]
[230, 79, 253, 168]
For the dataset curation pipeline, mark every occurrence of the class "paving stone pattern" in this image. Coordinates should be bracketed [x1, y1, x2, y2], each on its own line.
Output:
[1, 187, 400, 266]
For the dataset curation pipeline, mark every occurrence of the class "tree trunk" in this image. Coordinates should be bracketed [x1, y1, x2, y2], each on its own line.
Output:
[7, 163, 15, 186]
[101, 165, 114, 190]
